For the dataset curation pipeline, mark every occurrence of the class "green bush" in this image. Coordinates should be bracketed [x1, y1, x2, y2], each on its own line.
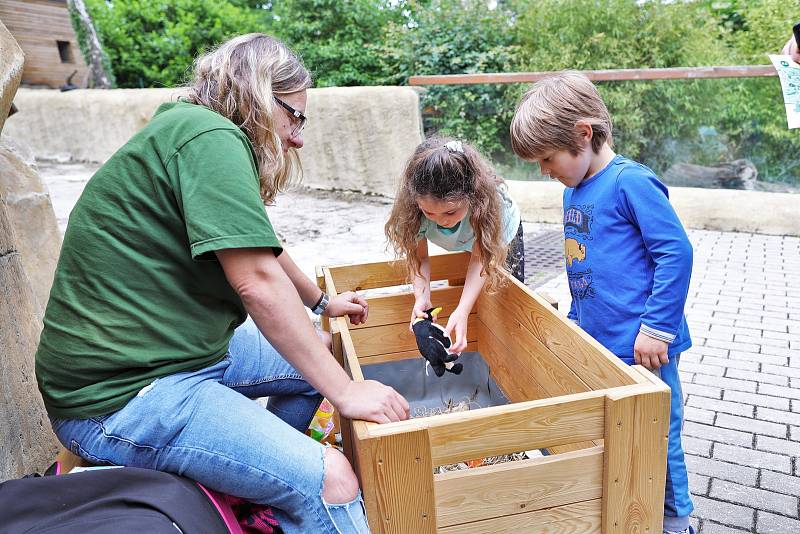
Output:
[83, 0, 263, 88]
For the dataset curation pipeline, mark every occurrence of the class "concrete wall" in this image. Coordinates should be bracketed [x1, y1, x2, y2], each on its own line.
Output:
[5, 86, 423, 197]
[5, 86, 798, 237]
[0, 20, 60, 482]
[507, 181, 799, 237]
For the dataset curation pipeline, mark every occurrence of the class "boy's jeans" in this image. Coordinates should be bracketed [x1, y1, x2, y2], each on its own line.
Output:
[651, 355, 694, 532]
[49, 317, 371, 534]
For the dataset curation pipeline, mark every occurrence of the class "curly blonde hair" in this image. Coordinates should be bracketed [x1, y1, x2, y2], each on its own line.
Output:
[385, 136, 509, 292]
[185, 33, 312, 204]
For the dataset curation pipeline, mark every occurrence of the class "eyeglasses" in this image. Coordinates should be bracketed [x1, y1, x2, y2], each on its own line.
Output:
[274, 96, 307, 138]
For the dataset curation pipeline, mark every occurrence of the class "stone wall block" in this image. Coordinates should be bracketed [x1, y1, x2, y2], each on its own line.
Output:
[0, 20, 23, 133]
[0, 135, 62, 310]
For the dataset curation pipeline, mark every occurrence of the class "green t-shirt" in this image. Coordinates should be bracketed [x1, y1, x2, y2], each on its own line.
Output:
[36, 101, 282, 419]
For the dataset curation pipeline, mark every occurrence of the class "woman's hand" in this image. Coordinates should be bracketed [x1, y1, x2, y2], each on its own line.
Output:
[444, 308, 470, 354]
[324, 291, 369, 325]
[633, 331, 669, 370]
[409, 297, 433, 332]
[334, 380, 410, 423]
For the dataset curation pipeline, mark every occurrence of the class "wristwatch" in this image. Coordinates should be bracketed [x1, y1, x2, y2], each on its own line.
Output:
[312, 292, 329, 315]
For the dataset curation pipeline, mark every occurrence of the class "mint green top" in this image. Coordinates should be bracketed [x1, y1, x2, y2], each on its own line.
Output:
[416, 183, 521, 251]
[36, 102, 282, 419]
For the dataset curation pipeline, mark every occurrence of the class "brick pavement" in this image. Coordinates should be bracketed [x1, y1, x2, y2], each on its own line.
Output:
[535, 227, 800, 534]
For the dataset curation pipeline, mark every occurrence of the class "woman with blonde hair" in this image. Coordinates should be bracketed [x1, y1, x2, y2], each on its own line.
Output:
[36, 33, 407, 533]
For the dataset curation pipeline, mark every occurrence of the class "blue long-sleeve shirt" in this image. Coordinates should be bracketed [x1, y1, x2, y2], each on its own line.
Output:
[564, 155, 692, 363]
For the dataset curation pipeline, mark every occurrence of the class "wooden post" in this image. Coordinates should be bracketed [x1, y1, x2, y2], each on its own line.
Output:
[602, 385, 670, 533]
[364, 429, 437, 533]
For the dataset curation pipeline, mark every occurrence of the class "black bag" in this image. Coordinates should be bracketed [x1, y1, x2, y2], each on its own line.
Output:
[0, 466, 238, 533]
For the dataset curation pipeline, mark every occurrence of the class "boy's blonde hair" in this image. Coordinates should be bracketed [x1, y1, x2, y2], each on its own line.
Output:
[510, 71, 612, 160]
[384, 136, 509, 292]
[186, 33, 312, 204]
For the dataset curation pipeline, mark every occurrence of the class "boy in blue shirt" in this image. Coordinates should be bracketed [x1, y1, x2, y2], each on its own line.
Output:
[510, 72, 694, 534]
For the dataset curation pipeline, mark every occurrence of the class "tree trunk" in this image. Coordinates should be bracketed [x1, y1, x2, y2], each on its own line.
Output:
[662, 159, 757, 190]
[67, 0, 113, 89]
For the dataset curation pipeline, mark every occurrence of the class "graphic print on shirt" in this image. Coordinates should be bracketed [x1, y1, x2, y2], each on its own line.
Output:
[564, 204, 595, 300]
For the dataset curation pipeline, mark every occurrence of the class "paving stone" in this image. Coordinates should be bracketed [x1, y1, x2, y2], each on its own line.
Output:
[689, 472, 711, 496]
[723, 390, 790, 411]
[707, 339, 762, 353]
[704, 355, 760, 371]
[684, 455, 758, 486]
[759, 383, 800, 401]
[700, 521, 751, 534]
[713, 444, 792, 473]
[691, 495, 755, 530]
[759, 345, 795, 358]
[755, 435, 800, 457]
[694, 374, 758, 393]
[728, 351, 789, 367]
[755, 511, 800, 533]
[760, 469, 800, 497]
[684, 421, 753, 448]
[716, 414, 786, 438]
[685, 360, 727, 376]
[694, 346, 731, 358]
[756, 407, 800, 427]
[683, 382, 723, 399]
[725, 368, 788, 386]
[710, 480, 798, 516]
[792, 426, 800, 442]
[685, 406, 717, 425]
[683, 435, 713, 457]
[687, 397, 755, 418]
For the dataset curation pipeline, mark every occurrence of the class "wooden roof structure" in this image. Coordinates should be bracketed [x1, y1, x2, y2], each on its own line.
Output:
[0, 0, 88, 89]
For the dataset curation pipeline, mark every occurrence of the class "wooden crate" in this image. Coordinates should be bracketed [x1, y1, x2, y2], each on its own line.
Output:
[317, 251, 670, 534]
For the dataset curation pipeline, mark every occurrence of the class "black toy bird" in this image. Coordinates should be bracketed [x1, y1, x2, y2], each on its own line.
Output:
[412, 307, 463, 377]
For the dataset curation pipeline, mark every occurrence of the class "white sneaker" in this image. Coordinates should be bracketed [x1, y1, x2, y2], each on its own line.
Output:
[663, 527, 694, 534]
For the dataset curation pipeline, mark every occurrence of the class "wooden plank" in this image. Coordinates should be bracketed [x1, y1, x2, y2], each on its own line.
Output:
[435, 446, 603, 527]
[327, 251, 469, 291]
[315, 265, 331, 333]
[476, 319, 549, 402]
[350, 285, 463, 330]
[602, 386, 670, 533]
[357, 342, 478, 366]
[366, 430, 437, 534]
[369, 390, 612, 465]
[349, 313, 477, 357]
[480, 275, 639, 388]
[408, 65, 778, 86]
[477, 302, 592, 395]
[438, 499, 602, 534]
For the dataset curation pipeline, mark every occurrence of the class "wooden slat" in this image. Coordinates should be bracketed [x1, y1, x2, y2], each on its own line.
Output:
[327, 251, 469, 292]
[368, 430, 437, 534]
[438, 499, 602, 534]
[602, 386, 670, 533]
[350, 285, 463, 330]
[477, 299, 592, 395]
[408, 65, 778, 86]
[349, 313, 477, 357]
[368, 389, 614, 465]
[435, 446, 603, 527]
[357, 342, 478, 366]
[481, 275, 639, 388]
[476, 319, 549, 402]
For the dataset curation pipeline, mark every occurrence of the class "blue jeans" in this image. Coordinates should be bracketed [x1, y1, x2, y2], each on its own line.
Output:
[49, 317, 371, 534]
[651, 355, 694, 533]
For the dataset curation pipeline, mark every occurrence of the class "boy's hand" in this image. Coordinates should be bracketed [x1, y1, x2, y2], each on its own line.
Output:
[633, 332, 669, 370]
[444, 309, 470, 354]
[410, 298, 433, 332]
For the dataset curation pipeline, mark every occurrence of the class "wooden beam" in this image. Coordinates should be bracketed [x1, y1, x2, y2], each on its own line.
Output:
[435, 445, 603, 527]
[349, 313, 477, 357]
[326, 251, 469, 292]
[349, 285, 463, 330]
[408, 65, 777, 86]
[367, 430, 437, 533]
[602, 384, 671, 533]
[438, 499, 602, 534]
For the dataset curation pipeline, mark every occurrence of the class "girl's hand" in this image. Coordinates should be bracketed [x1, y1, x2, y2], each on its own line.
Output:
[444, 309, 470, 354]
[633, 331, 669, 370]
[409, 298, 432, 332]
